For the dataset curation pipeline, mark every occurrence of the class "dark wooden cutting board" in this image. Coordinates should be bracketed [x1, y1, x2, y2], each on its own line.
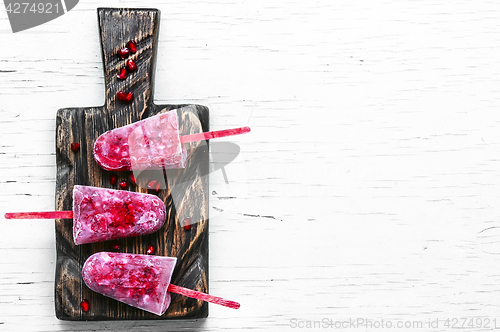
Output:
[54, 8, 209, 320]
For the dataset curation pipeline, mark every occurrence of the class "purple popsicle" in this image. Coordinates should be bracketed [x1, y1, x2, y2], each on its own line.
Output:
[73, 185, 166, 245]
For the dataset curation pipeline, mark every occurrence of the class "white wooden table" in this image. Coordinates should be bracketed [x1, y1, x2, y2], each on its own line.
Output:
[1, 0, 500, 331]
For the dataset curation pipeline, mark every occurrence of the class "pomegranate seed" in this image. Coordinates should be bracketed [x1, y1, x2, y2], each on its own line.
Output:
[147, 180, 157, 189]
[126, 59, 137, 72]
[116, 91, 127, 101]
[117, 91, 134, 103]
[119, 181, 128, 189]
[116, 67, 127, 80]
[117, 47, 129, 59]
[146, 245, 155, 255]
[113, 243, 120, 251]
[127, 40, 137, 54]
[110, 175, 118, 185]
[184, 217, 191, 230]
[80, 299, 90, 312]
[70, 142, 80, 152]
[155, 183, 161, 191]
[125, 92, 134, 103]
[129, 173, 136, 185]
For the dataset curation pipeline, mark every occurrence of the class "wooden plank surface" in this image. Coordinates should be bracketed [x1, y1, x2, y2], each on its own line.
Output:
[54, 8, 209, 320]
[1, 0, 500, 331]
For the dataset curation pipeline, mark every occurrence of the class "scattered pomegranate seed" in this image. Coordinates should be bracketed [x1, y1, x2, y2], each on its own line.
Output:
[80, 299, 90, 312]
[124, 91, 134, 103]
[127, 40, 137, 54]
[184, 217, 192, 230]
[126, 59, 137, 72]
[112, 243, 120, 251]
[70, 142, 80, 152]
[155, 182, 161, 191]
[116, 91, 127, 101]
[146, 245, 155, 255]
[110, 175, 118, 185]
[117, 91, 134, 103]
[119, 181, 128, 189]
[116, 67, 127, 80]
[129, 173, 136, 185]
[147, 180, 157, 189]
[117, 47, 129, 59]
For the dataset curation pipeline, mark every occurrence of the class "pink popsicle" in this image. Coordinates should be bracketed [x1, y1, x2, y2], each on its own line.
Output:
[73, 186, 166, 245]
[4, 186, 166, 245]
[93, 109, 250, 172]
[82, 252, 240, 315]
[83, 252, 177, 315]
[93, 110, 187, 172]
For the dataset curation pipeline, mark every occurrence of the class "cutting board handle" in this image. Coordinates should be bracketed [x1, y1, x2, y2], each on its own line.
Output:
[97, 8, 160, 118]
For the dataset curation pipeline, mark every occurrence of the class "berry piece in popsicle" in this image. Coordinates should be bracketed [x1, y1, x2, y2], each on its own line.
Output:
[82, 252, 240, 316]
[93, 110, 251, 172]
[73, 185, 165, 245]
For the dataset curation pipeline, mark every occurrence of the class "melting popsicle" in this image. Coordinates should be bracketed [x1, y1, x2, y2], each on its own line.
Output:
[4, 185, 166, 245]
[93, 109, 250, 171]
[82, 252, 240, 315]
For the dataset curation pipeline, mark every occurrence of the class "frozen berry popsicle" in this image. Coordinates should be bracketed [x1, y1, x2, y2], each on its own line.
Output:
[82, 252, 240, 315]
[83, 252, 177, 315]
[93, 110, 186, 171]
[73, 185, 165, 245]
[93, 109, 250, 172]
[4, 185, 166, 245]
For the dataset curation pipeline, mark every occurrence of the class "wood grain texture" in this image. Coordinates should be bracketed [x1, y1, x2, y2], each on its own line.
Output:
[2, 0, 500, 331]
[54, 8, 209, 320]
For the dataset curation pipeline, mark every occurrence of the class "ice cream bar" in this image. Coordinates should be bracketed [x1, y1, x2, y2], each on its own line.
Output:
[93, 109, 251, 172]
[5, 186, 167, 245]
[82, 252, 240, 315]
[93, 110, 186, 171]
[73, 185, 166, 245]
[82, 252, 177, 315]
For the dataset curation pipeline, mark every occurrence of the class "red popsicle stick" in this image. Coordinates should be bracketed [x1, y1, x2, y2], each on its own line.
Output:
[167, 284, 240, 309]
[4, 211, 73, 219]
[180, 126, 251, 144]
